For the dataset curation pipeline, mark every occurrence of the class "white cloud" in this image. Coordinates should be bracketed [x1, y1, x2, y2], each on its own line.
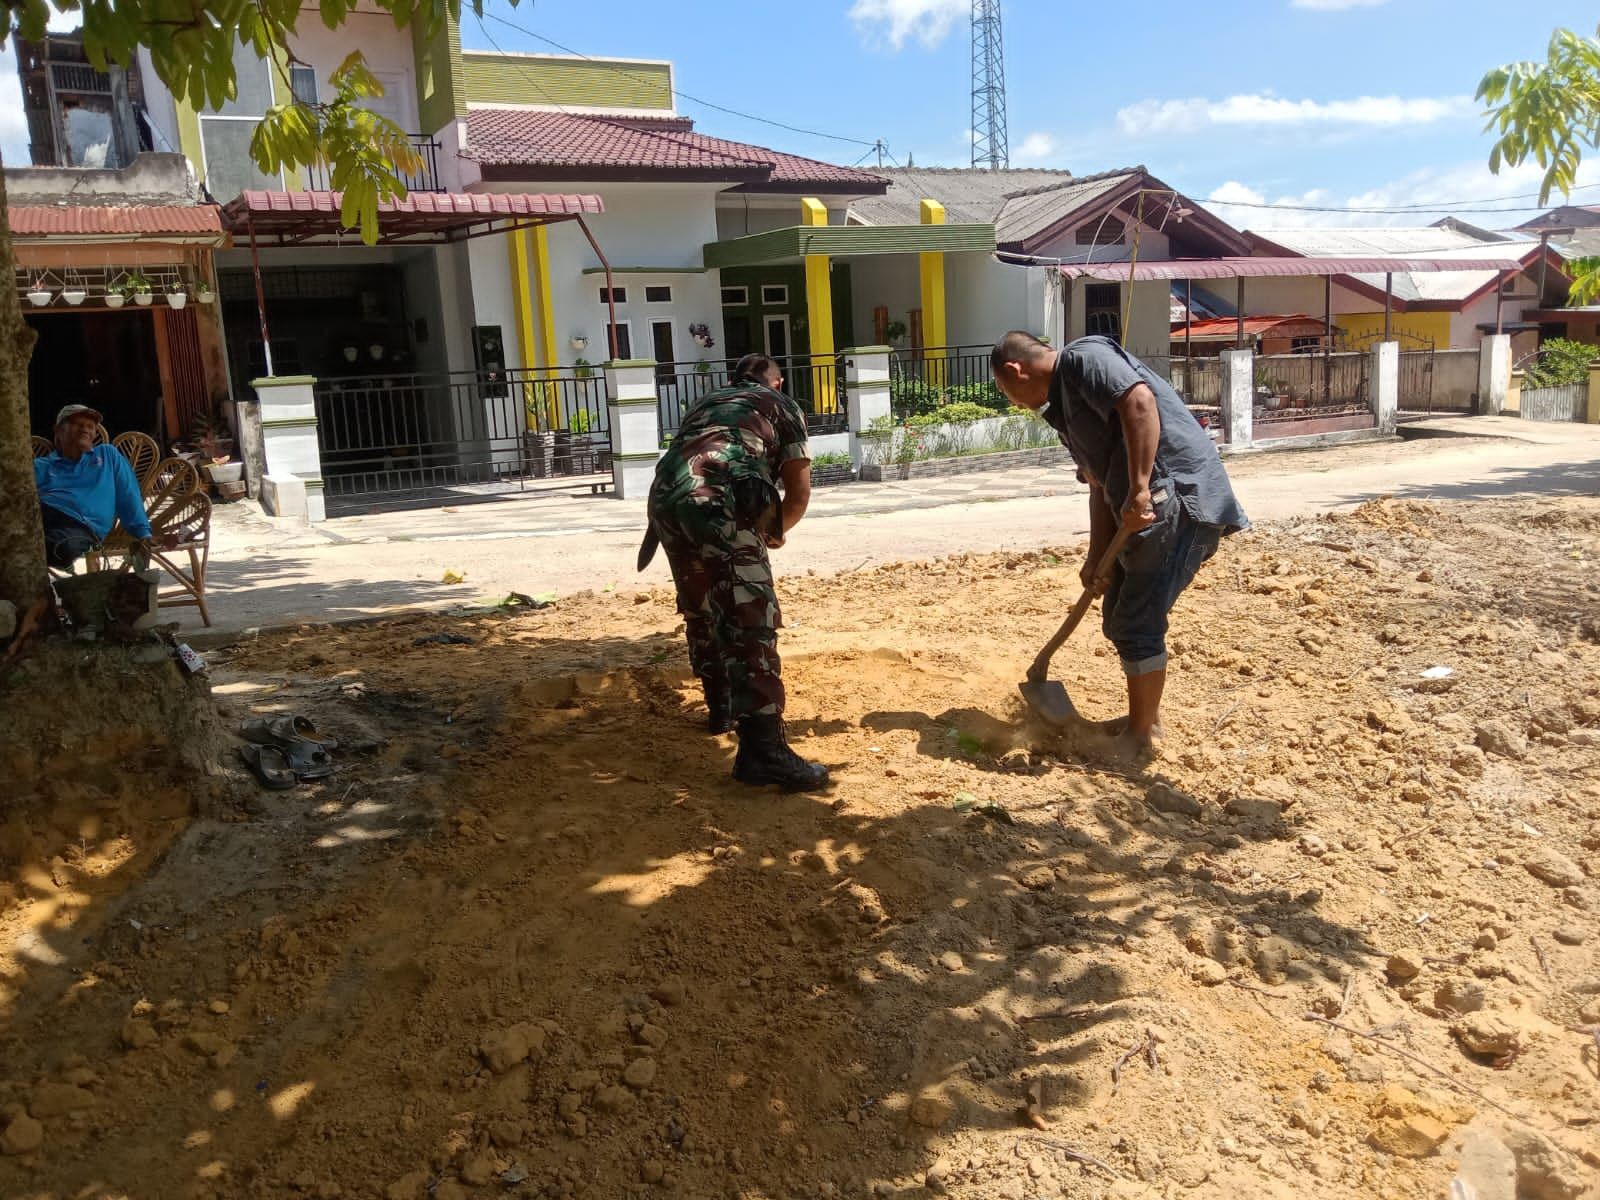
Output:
[1013, 132, 1057, 165]
[1118, 93, 1472, 138]
[1201, 157, 1600, 231]
[848, 0, 967, 50]
[1291, 0, 1388, 9]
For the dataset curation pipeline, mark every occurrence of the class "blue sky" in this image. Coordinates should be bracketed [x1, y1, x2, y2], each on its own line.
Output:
[6, 1, 1600, 230]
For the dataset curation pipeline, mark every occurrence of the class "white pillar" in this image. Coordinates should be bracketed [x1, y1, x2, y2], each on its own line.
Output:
[1477, 333, 1510, 415]
[603, 359, 660, 499]
[1219, 349, 1254, 449]
[1369, 340, 1399, 434]
[844, 345, 893, 470]
[252, 375, 326, 523]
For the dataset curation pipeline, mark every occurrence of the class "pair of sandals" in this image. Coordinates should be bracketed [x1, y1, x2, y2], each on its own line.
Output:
[238, 715, 337, 790]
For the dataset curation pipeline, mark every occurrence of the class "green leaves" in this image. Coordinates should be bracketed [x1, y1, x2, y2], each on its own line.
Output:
[1567, 257, 1600, 306]
[1477, 24, 1600, 206]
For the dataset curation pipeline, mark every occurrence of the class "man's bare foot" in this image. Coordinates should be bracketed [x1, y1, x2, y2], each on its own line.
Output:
[1094, 714, 1165, 741]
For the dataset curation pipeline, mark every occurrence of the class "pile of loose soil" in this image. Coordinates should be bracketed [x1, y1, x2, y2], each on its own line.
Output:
[0, 496, 1596, 1200]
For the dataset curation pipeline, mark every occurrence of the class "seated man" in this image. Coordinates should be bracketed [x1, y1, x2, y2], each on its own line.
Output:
[34, 404, 154, 570]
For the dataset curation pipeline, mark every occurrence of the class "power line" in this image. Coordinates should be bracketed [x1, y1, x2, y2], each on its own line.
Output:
[478, 10, 878, 148]
[1203, 181, 1600, 216]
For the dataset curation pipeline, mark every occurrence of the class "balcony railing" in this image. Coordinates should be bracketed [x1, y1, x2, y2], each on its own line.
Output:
[302, 134, 444, 194]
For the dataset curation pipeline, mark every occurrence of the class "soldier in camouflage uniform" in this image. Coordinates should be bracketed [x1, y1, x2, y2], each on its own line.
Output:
[644, 353, 828, 791]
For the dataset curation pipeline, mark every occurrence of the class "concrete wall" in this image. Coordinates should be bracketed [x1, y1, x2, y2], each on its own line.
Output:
[4, 152, 199, 203]
[714, 196, 851, 241]
[1433, 348, 1481, 408]
[290, 12, 421, 130]
[847, 255, 920, 346]
[942, 254, 1026, 347]
[473, 180, 726, 369]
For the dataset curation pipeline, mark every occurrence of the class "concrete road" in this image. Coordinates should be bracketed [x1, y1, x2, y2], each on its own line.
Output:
[195, 417, 1600, 642]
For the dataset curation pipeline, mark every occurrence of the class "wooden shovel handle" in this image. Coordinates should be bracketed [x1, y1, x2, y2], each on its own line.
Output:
[1026, 524, 1138, 682]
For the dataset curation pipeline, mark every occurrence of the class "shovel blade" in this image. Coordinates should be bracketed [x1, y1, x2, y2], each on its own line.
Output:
[1018, 678, 1080, 726]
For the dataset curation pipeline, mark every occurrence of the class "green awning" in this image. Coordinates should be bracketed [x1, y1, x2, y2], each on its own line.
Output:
[704, 223, 996, 269]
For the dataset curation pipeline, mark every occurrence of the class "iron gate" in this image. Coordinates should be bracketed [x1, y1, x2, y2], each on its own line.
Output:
[314, 368, 609, 514]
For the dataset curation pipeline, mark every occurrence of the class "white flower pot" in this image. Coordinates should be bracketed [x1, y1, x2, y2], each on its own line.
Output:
[133, 292, 153, 306]
[166, 293, 188, 310]
[26, 290, 51, 307]
[61, 289, 87, 306]
[205, 461, 244, 485]
[105, 294, 126, 308]
[195, 290, 215, 304]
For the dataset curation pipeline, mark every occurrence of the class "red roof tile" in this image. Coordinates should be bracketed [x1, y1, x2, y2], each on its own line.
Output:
[465, 109, 888, 192]
[9, 205, 223, 237]
[229, 190, 603, 217]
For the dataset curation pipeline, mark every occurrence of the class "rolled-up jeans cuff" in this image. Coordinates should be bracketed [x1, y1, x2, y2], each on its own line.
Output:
[1120, 651, 1168, 677]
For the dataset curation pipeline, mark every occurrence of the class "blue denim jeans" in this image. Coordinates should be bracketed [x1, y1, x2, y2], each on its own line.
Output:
[1102, 490, 1222, 676]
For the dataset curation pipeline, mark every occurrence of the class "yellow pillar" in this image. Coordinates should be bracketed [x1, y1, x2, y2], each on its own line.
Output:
[529, 223, 562, 426]
[1588, 361, 1600, 424]
[507, 228, 538, 429]
[801, 197, 836, 412]
[918, 199, 947, 356]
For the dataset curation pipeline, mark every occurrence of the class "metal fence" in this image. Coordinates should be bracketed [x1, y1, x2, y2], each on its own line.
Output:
[303, 134, 444, 193]
[1252, 351, 1370, 422]
[656, 353, 846, 439]
[1520, 382, 1589, 422]
[314, 367, 608, 513]
[888, 345, 1002, 415]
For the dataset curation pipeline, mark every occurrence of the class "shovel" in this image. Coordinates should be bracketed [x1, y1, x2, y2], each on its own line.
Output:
[1018, 525, 1136, 726]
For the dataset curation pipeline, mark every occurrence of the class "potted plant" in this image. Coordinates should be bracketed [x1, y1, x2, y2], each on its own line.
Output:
[26, 278, 53, 307]
[128, 273, 154, 306]
[573, 356, 593, 379]
[104, 281, 128, 308]
[689, 322, 715, 351]
[192, 279, 214, 304]
[884, 319, 907, 347]
[60, 276, 87, 306]
[165, 279, 188, 309]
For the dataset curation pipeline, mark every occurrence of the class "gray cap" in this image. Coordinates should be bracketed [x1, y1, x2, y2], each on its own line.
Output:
[54, 404, 103, 428]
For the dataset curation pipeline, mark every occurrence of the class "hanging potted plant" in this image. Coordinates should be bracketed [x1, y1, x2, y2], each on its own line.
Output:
[192, 279, 215, 304]
[165, 279, 189, 310]
[689, 322, 715, 351]
[60, 273, 87, 306]
[884, 319, 908, 347]
[573, 356, 593, 379]
[26, 277, 53, 307]
[104, 281, 128, 309]
[128, 273, 154, 305]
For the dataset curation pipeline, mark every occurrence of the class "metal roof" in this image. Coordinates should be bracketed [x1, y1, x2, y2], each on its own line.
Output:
[9, 204, 223, 239]
[1058, 255, 1530, 281]
[222, 190, 605, 245]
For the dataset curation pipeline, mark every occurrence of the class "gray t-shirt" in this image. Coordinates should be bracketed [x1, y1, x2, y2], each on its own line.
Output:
[1042, 336, 1249, 533]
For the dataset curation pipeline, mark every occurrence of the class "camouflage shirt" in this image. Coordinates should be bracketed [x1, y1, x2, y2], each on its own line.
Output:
[650, 384, 811, 511]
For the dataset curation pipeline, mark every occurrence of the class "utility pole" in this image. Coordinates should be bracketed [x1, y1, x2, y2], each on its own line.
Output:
[874, 139, 885, 169]
[970, 0, 1009, 170]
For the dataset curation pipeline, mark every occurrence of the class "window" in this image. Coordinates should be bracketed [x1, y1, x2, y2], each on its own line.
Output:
[651, 321, 676, 379]
[599, 286, 628, 304]
[760, 284, 788, 306]
[606, 323, 633, 359]
[1084, 283, 1121, 339]
[1290, 336, 1322, 354]
[721, 286, 748, 306]
[289, 65, 318, 106]
[1076, 216, 1126, 246]
[645, 285, 673, 303]
[198, 44, 282, 198]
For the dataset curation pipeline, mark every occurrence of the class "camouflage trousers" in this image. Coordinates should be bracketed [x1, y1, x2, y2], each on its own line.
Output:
[651, 499, 785, 719]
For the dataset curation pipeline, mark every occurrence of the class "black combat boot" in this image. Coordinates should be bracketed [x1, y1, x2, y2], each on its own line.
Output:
[702, 676, 733, 735]
[732, 714, 830, 791]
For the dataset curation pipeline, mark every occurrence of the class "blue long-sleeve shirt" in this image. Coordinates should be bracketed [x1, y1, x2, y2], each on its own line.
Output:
[34, 445, 153, 541]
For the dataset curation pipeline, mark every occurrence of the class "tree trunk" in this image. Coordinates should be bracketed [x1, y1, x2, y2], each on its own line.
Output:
[0, 155, 48, 612]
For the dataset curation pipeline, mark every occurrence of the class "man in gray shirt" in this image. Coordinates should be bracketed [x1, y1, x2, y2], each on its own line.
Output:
[992, 332, 1249, 755]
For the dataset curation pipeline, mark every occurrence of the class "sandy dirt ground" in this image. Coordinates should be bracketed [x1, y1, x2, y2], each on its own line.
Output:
[1, 496, 1598, 1200]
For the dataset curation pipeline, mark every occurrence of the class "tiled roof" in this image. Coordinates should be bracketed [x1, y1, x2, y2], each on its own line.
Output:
[647, 130, 889, 190]
[465, 109, 887, 191]
[229, 190, 604, 217]
[848, 167, 1081, 227]
[9, 204, 223, 237]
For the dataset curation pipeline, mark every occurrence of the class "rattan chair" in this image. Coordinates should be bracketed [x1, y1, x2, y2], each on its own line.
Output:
[87, 456, 213, 626]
